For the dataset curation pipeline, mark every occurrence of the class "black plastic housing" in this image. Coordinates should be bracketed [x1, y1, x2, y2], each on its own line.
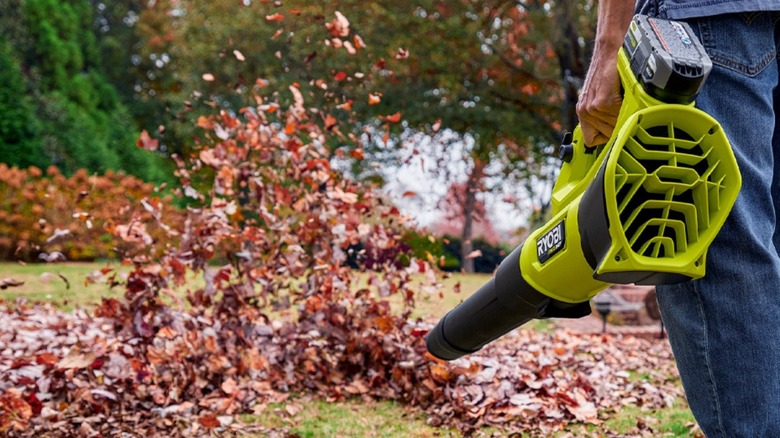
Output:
[426, 245, 591, 361]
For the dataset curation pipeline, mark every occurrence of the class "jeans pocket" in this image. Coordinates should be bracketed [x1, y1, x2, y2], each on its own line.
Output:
[695, 13, 777, 77]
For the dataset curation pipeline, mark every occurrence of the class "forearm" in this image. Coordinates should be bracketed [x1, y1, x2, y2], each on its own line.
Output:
[592, 0, 636, 58]
[576, 0, 635, 146]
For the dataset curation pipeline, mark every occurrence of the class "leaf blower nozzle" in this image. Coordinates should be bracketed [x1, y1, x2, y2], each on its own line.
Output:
[427, 15, 742, 361]
[426, 245, 590, 360]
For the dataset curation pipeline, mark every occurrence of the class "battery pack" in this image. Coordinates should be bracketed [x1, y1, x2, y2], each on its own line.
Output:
[624, 15, 712, 104]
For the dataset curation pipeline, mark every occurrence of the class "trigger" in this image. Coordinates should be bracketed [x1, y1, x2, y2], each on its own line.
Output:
[559, 132, 574, 163]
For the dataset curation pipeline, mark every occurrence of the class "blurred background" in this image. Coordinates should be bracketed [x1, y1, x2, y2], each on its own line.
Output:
[0, 0, 598, 272]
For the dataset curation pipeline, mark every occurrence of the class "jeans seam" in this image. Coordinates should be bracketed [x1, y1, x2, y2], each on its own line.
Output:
[697, 17, 777, 77]
[694, 282, 725, 436]
[709, 53, 776, 77]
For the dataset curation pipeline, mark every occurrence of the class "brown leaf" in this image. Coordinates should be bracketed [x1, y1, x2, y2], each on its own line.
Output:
[284, 403, 303, 417]
[116, 221, 153, 245]
[0, 393, 33, 431]
[221, 378, 238, 396]
[0, 278, 24, 289]
[197, 116, 215, 130]
[57, 349, 97, 370]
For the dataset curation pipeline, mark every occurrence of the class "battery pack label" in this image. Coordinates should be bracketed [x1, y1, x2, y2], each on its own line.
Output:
[537, 220, 565, 264]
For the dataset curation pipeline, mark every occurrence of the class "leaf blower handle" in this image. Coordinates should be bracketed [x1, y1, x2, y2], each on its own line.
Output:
[426, 244, 590, 361]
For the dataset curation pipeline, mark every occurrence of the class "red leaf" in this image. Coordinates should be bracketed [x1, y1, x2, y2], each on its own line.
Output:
[324, 114, 338, 130]
[349, 148, 364, 160]
[383, 112, 402, 123]
[353, 34, 366, 49]
[198, 415, 221, 428]
[333, 71, 348, 81]
[265, 13, 284, 22]
[35, 353, 59, 367]
[336, 100, 353, 110]
[326, 11, 350, 37]
[24, 393, 42, 416]
[136, 130, 158, 151]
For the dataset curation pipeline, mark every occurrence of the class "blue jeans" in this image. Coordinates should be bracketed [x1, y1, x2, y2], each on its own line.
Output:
[654, 12, 780, 437]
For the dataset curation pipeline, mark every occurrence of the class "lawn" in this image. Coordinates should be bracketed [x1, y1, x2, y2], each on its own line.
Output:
[0, 262, 696, 437]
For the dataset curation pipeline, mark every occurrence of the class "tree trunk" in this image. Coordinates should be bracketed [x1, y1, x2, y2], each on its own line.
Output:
[554, 0, 591, 130]
[460, 161, 485, 273]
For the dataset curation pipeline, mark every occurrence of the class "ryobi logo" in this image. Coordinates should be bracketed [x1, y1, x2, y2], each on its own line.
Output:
[537, 220, 565, 264]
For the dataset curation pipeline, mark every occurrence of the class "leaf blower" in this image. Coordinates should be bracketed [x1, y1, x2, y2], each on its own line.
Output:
[427, 15, 742, 360]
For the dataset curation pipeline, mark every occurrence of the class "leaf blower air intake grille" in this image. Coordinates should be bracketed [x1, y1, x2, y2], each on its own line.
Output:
[613, 110, 730, 262]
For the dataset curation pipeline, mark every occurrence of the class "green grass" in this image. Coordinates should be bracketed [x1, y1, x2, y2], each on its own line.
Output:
[0, 261, 487, 316]
[0, 262, 695, 436]
[242, 397, 461, 437]
[240, 395, 695, 437]
[597, 398, 696, 436]
[0, 262, 126, 310]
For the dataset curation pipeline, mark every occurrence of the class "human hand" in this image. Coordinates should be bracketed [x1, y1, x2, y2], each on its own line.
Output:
[576, 52, 623, 147]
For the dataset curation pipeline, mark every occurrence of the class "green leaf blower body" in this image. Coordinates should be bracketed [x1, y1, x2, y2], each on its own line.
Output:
[427, 15, 742, 361]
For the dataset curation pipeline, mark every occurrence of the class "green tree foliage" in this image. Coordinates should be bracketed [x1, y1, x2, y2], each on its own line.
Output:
[0, 0, 168, 182]
[0, 38, 44, 168]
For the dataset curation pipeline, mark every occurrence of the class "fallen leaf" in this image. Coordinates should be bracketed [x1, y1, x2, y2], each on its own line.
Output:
[35, 353, 59, 367]
[221, 378, 238, 396]
[326, 11, 350, 37]
[198, 414, 221, 428]
[57, 349, 97, 370]
[0, 278, 24, 289]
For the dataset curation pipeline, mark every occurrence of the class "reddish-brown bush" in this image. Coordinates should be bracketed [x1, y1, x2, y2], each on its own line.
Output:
[0, 165, 182, 261]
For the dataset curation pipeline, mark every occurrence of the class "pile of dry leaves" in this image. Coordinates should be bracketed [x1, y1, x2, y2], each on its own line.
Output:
[0, 298, 687, 437]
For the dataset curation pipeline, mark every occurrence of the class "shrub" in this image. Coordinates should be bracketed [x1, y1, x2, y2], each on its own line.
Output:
[440, 234, 509, 273]
[0, 164, 182, 261]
